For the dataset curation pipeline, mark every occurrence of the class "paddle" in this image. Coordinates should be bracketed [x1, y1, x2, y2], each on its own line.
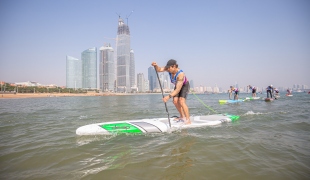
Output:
[228, 90, 232, 100]
[154, 67, 171, 128]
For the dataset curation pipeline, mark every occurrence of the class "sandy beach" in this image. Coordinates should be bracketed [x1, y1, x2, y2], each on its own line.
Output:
[0, 92, 136, 99]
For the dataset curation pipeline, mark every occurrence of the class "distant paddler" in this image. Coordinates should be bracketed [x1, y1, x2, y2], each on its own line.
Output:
[286, 88, 292, 95]
[248, 85, 257, 97]
[274, 87, 279, 99]
[266, 85, 274, 99]
[230, 86, 239, 100]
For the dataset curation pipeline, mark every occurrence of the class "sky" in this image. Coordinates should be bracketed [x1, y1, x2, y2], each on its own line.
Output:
[1, 0, 309, 89]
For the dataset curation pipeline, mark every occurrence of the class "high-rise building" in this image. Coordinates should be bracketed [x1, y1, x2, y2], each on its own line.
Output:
[190, 80, 194, 90]
[148, 66, 158, 91]
[137, 73, 145, 92]
[130, 49, 135, 88]
[99, 44, 115, 92]
[163, 73, 171, 90]
[66, 56, 82, 89]
[235, 82, 239, 89]
[81, 47, 97, 89]
[116, 17, 131, 92]
[214, 85, 219, 93]
[144, 79, 150, 92]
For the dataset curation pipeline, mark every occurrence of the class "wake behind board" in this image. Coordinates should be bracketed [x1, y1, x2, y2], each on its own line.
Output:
[76, 114, 240, 135]
[219, 99, 244, 104]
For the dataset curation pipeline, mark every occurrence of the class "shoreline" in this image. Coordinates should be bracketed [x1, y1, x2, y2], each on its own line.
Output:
[0, 92, 158, 99]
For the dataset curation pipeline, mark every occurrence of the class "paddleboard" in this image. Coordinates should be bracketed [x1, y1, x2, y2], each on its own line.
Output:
[264, 98, 274, 102]
[244, 97, 261, 100]
[76, 114, 240, 135]
[219, 99, 244, 104]
[286, 94, 293, 97]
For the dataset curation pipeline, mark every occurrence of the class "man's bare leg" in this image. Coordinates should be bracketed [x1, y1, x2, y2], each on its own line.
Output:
[173, 97, 185, 120]
[179, 97, 191, 124]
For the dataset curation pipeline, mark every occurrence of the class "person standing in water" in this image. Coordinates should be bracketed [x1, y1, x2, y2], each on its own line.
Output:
[152, 59, 191, 124]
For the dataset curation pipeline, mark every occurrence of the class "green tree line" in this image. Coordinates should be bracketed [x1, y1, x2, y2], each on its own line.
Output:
[0, 83, 96, 93]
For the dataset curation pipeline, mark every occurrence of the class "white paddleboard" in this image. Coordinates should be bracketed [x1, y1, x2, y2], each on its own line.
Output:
[244, 97, 261, 100]
[76, 114, 239, 135]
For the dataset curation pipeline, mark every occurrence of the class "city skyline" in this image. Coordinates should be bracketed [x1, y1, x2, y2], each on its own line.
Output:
[1, 0, 309, 89]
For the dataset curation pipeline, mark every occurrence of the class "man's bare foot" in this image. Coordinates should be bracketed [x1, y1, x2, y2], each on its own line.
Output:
[185, 120, 191, 125]
[173, 117, 185, 121]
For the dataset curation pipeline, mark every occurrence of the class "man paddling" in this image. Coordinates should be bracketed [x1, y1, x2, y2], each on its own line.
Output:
[266, 85, 274, 99]
[230, 86, 239, 100]
[248, 85, 257, 97]
[152, 59, 191, 124]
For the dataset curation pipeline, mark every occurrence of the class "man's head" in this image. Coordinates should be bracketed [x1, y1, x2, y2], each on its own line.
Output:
[165, 59, 178, 70]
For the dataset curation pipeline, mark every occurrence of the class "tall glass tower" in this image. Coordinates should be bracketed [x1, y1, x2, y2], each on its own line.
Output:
[116, 17, 131, 93]
[148, 66, 159, 91]
[82, 47, 97, 89]
[130, 49, 135, 88]
[66, 56, 82, 89]
[99, 44, 115, 92]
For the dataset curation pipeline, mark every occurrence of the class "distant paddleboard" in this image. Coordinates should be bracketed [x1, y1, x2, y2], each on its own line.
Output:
[286, 94, 293, 97]
[244, 97, 261, 100]
[264, 98, 274, 102]
[76, 114, 240, 135]
[219, 99, 244, 104]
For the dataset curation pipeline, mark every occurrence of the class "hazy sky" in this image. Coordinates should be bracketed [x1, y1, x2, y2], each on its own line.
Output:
[1, 0, 309, 89]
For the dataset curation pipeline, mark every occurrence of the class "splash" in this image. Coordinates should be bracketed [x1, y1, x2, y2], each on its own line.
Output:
[243, 111, 265, 115]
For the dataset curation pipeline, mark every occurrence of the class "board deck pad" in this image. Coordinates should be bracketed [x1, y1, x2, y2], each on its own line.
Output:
[101, 123, 143, 133]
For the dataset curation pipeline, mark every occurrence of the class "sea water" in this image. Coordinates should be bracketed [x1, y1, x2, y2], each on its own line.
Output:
[0, 93, 309, 179]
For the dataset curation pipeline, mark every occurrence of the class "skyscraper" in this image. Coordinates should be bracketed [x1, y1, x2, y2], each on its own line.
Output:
[99, 44, 115, 92]
[148, 66, 158, 91]
[116, 17, 131, 92]
[137, 73, 145, 92]
[82, 47, 97, 89]
[130, 49, 135, 88]
[66, 56, 82, 89]
[190, 80, 194, 90]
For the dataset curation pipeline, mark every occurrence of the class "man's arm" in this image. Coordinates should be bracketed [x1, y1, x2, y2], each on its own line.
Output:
[151, 62, 166, 72]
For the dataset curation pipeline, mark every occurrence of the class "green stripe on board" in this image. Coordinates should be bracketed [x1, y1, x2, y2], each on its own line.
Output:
[100, 123, 143, 134]
[225, 114, 240, 122]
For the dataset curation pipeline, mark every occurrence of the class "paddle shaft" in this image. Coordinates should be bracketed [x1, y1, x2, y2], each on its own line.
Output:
[154, 67, 171, 128]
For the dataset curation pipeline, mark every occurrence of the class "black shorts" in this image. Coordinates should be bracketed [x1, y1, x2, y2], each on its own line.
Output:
[235, 91, 239, 95]
[252, 89, 256, 93]
[174, 81, 190, 99]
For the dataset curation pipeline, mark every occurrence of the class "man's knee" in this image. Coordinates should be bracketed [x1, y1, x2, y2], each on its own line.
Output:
[178, 98, 186, 105]
[173, 98, 178, 105]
